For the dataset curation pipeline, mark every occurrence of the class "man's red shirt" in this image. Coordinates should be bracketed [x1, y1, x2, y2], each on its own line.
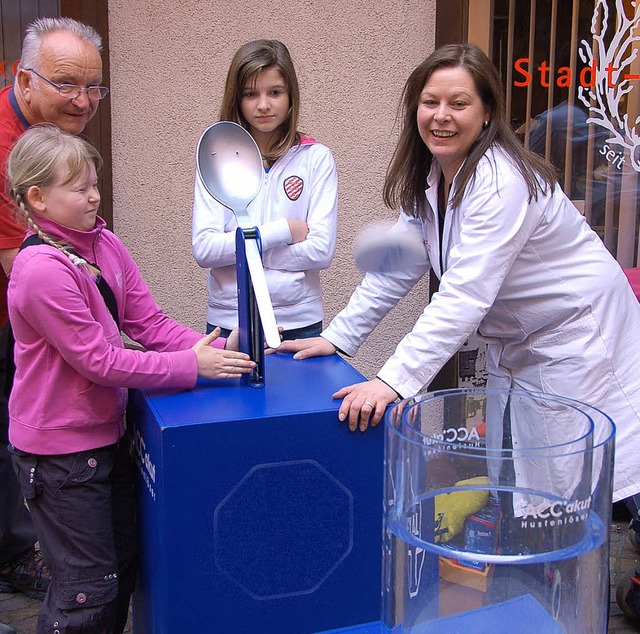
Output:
[0, 85, 29, 325]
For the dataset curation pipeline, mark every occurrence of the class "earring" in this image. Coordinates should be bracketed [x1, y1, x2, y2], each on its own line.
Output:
[483, 120, 489, 129]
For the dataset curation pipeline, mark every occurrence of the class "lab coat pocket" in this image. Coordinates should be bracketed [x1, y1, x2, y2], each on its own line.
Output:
[529, 312, 613, 404]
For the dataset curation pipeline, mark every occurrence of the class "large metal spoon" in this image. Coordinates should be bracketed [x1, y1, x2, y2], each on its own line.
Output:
[196, 121, 280, 349]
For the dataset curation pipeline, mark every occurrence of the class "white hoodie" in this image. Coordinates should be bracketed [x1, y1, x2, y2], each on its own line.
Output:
[192, 137, 338, 330]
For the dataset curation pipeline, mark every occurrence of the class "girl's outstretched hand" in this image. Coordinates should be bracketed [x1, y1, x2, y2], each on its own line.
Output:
[193, 330, 255, 379]
[333, 378, 399, 432]
[276, 336, 336, 359]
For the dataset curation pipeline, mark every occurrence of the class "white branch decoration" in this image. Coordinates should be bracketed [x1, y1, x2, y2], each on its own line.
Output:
[578, 0, 640, 168]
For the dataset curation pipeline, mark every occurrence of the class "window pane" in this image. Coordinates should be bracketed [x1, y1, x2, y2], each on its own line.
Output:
[493, 0, 640, 267]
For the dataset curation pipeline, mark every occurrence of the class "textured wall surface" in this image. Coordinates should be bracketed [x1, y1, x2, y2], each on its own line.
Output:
[107, 1, 436, 380]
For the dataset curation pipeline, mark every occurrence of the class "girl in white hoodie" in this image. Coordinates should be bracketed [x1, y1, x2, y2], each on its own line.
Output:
[192, 39, 338, 341]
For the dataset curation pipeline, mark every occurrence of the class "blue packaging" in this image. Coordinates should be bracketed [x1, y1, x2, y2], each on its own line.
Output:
[464, 502, 501, 560]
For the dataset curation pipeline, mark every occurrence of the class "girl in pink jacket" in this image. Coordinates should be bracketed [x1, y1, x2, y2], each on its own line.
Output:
[6, 124, 254, 634]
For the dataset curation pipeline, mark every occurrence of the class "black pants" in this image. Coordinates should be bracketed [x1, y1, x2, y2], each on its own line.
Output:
[0, 323, 37, 567]
[11, 440, 137, 634]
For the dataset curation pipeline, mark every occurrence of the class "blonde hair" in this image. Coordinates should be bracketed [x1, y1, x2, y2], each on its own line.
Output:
[7, 124, 103, 274]
[219, 40, 300, 164]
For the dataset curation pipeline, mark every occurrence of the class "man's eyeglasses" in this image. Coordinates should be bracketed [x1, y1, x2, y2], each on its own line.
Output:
[26, 68, 109, 101]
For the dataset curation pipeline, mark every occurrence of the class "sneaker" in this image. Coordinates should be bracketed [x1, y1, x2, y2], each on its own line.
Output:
[0, 624, 17, 634]
[0, 549, 50, 600]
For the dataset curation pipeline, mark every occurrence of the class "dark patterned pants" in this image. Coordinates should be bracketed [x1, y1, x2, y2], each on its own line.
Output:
[11, 440, 137, 634]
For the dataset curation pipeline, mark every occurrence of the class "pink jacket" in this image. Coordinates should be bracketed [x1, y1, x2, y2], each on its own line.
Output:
[8, 216, 224, 455]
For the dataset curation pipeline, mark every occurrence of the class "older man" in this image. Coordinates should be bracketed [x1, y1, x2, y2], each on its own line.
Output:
[0, 15, 107, 621]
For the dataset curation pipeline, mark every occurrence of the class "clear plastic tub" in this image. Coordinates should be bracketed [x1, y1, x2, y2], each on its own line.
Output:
[382, 388, 615, 633]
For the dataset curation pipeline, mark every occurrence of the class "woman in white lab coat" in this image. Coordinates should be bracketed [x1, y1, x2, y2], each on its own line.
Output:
[278, 43, 640, 504]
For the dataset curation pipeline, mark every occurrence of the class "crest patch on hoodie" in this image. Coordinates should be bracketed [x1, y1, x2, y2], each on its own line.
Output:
[284, 176, 304, 201]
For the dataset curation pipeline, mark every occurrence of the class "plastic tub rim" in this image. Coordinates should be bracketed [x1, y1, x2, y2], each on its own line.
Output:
[385, 386, 615, 458]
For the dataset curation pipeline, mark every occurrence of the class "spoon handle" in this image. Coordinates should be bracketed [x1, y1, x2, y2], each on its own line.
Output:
[244, 239, 281, 349]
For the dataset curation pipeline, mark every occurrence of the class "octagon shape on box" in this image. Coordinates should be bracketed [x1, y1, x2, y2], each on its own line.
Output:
[214, 460, 354, 599]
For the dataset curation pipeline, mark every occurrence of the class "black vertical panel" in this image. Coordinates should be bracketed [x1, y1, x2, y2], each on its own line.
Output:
[435, 0, 468, 47]
[60, 0, 112, 229]
[38, 0, 60, 17]
[20, 0, 41, 36]
[1, 0, 23, 87]
[0, 0, 59, 87]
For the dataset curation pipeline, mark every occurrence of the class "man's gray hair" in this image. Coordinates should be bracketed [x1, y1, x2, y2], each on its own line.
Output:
[18, 17, 102, 71]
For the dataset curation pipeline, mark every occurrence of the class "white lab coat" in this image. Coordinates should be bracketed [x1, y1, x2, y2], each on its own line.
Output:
[324, 146, 640, 502]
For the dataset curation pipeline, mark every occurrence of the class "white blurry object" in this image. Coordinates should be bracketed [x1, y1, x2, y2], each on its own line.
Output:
[353, 220, 424, 274]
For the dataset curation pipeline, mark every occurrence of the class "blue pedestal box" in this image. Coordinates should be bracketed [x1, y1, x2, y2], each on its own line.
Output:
[128, 354, 384, 634]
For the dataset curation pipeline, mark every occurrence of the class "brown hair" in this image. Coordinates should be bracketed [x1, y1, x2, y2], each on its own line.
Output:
[219, 39, 300, 163]
[383, 43, 558, 219]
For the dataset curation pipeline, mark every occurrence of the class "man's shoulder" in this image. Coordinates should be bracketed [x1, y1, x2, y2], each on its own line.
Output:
[0, 85, 12, 114]
[0, 86, 26, 150]
[0, 87, 28, 247]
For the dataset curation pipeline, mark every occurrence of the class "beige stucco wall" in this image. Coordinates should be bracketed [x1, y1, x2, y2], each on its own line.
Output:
[107, 1, 435, 380]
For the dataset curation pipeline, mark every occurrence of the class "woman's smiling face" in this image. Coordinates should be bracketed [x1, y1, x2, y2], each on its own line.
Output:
[417, 66, 491, 183]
